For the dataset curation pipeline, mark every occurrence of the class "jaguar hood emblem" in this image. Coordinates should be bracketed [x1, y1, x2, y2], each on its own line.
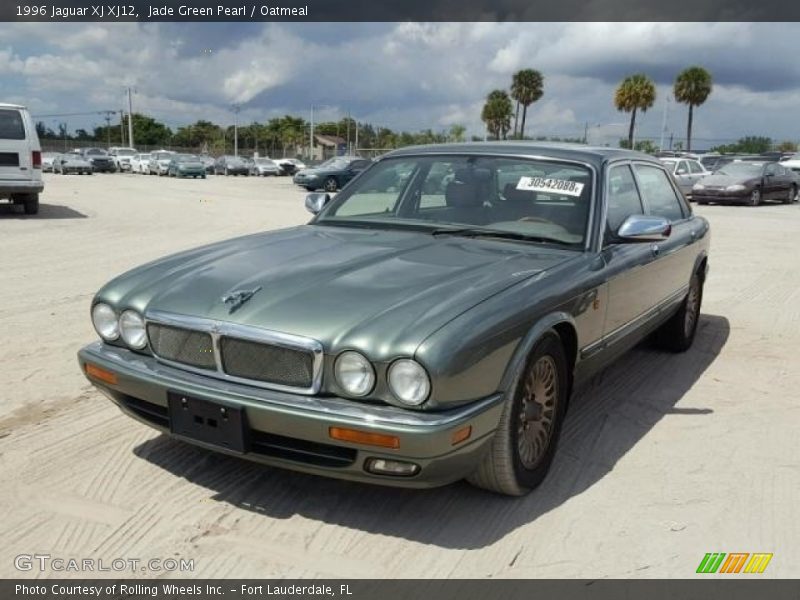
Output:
[221, 286, 262, 313]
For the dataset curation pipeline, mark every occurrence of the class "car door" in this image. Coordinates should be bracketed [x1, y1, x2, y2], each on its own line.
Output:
[762, 163, 782, 199]
[632, 162, 698, 306]
[775, 164, 794, 200]
[600, 163, 663, 337]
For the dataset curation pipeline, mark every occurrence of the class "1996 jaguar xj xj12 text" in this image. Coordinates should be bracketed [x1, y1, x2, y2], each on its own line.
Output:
[78, 143, 710, 496]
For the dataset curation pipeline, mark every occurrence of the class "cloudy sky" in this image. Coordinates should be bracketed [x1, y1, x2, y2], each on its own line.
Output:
[2, 22, 799, 148]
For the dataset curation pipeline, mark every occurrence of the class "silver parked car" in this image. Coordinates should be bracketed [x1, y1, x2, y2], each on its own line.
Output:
[250, 157, 282, 176]
[53, 152, 93, 175]
[660, 157, 709, 199]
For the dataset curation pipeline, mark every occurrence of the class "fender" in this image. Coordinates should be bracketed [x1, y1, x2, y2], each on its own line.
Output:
[497, 311, 577, 397]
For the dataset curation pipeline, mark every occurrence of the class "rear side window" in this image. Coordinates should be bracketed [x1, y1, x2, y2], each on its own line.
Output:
[634, 164, 686, 222]
[0, 109, 26, 140]
[689, 161, 704, 174]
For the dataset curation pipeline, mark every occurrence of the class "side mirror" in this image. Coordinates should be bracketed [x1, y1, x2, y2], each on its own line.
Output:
[305, 192, 331, 215]
[676, 168, 687, 175]
[616, 215, 671, 242]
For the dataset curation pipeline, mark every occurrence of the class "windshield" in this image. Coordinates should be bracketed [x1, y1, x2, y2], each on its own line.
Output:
[317, 157, 350, 169]
[717, 162, 764, 177]
[175, 154, 196, 161]
[255, 159, 276, 165]
[315, 155, 593, 247]
[155, 152, 172, 160]
[116, 149, 135, 156]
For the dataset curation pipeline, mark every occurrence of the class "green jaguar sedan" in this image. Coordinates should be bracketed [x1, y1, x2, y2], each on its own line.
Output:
[78, 142, 710, 496]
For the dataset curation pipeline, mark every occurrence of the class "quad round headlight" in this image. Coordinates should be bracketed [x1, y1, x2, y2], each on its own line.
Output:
[334, 351, 375, 397]
[388, 359, 430, 406]
[119, 310, 147, 349]
[91, 303, 119, 341]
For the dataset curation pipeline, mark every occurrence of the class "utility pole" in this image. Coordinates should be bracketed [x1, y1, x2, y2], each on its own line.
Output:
[101, 111, 114, 148]
[346, 110, 351, 154]
[354, 119, 359, 155]
[126, 87, 135, 148]
[119, 110, 125, 145]
[659, 95, 671, 151]
[231, 104, 241, 157]
[309, 105, 314, 161]
[583, 121, 589, 144]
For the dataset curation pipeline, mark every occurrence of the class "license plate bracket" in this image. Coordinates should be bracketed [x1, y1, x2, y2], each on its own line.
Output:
[167, 392, 248, 453]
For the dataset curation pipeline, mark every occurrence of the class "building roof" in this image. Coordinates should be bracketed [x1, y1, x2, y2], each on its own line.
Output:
[314, 134, 346, 147]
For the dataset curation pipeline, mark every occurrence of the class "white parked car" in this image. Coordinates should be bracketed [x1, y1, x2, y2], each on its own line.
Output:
[659, 157, 710, 199]
[148, 150, 175, 176]
[110, 147, 137, 172]
[130, 153, 152, 174]
[780, 153, 800, 174]
[42, 152, 57, 173]
[275, 157, 306, 175]
[0, 102, 43, 215]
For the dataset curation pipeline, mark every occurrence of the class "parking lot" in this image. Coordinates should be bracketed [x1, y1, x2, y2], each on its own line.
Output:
[0, 172, 798, 578]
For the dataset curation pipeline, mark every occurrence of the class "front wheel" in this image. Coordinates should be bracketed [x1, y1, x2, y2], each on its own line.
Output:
[749, 188, 761, 206]
[324, 177, 338, 192]
[784, 185, 797, 205]
[467, 331, 569, 496]
[656, 273, 703, 352]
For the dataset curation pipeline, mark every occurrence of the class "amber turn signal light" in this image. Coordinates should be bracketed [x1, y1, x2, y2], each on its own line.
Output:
[329, 427, 400, 449]
[85, 363, 118, 385]
[451, 425, 472, 445]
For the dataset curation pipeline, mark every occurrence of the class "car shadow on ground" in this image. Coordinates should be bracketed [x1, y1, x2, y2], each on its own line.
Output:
[134, 313, 730, 550]
[0, 203, 87, 219]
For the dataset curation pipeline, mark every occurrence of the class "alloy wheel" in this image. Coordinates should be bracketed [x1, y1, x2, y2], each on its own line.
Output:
[517, 355, 559, 470]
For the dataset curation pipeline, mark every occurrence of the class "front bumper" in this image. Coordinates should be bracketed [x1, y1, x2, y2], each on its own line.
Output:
[692, 190, 749, 203]
[77, 342, 503, 488]
[177, 168, 205, 176]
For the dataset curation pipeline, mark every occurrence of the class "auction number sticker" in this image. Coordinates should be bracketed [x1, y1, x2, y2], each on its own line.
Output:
[516, 176, 584, 197]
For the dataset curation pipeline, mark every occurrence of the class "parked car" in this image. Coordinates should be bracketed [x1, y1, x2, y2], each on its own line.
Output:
[148, 151, 176, 176]
[275, 157, 306, 175]
[698, 154, 734, 172]
[54, 152, 93, 175]
[779, 153, 800, 174]
[250, 157, 282, 176]
[692, 161, 798, 205]
[130, 153, 152, 174]
[78, 142, 710, 496]
[0, 102, 42, 215]
[79, 147, 116, 173]
[109, 147, 137, 172]
[41, 152, 57, 173]
[293, 156, 372, 191]
[659, 157, 710, 199]
[167, 154, 206, 178]
[214, 155, 249, 176]
[199, 155, 215, 174]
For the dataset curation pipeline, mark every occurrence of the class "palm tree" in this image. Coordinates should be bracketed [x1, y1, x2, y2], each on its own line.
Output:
[673, 66, 713, 152]
[614, 73, 657, 148]
[448, 124, 466, 142]
[511, 69, 544, 139]
[481, 90, 513, 140]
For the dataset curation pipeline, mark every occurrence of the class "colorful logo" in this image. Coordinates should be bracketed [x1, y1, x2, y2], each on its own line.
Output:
[696, 552, 773, 574]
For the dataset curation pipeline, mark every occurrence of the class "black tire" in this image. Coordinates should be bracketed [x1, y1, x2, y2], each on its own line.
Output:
[784, 185, 797, 205]
[305, 186, 315, 191]
[467, 331, 569, 496]
[201, 174, 206, 179]
[22, 193, 39, 215]
[697, 200, 708, 205]
[324, 177, 338, 192]
[748, 188, 761, 206]
[655, 272, 703, 353]
[224, 167, 229, 176]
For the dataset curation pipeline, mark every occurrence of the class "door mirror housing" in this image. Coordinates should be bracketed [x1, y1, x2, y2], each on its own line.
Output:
[305, 192, 331, 215]
[616, 215, 671, 242]
[676, 168, 687, 175]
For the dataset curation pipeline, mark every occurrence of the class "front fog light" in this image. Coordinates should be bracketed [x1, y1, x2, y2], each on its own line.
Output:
[92, 303, 119, 341]
[119, 310, 147, 349]
[364, 458, 420, 477]
[334, 351, 375, 397]
[388, 359, 431, 406]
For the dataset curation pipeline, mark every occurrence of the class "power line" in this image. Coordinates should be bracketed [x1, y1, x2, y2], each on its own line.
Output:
[31, 110, 117, 118]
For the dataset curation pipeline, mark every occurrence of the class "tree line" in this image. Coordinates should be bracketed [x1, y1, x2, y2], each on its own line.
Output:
[35, 114, 471, 157]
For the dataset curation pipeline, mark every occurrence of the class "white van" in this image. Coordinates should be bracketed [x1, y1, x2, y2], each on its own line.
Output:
[0, 103, 43, 215]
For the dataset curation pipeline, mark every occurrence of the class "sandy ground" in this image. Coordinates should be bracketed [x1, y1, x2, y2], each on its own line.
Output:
[0, 172, 797, 578]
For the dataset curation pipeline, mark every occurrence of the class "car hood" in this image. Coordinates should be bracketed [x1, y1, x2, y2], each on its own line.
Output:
[699, 173, 758, 187]
[177, 161, 204, 168]
[63, 158, 91, 166]
[99, 225, 576, 357]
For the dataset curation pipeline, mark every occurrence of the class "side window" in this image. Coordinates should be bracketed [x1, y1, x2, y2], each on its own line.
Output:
[676, 161, 688, 175]
[689, 161, 704, 174]
[606, 164, 644, 234]
[765, 163, 778, 176]
[419, 162, 456, 209]
[634, 164, 686, 222]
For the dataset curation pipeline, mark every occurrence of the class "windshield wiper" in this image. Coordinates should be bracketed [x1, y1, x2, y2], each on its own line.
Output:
[431, 227, 576, 246]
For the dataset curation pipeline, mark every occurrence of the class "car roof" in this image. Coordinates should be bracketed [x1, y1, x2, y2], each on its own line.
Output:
[382, 141, 660, 168]
[0, 102, 25, 109]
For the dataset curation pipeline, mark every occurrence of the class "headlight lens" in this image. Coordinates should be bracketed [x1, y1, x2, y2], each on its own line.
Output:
[91, 303, 119, 341]
[119, 310, 147, 349]
[726, 184, 746, 191]
[692, 183, 705, 190]
[388, 359, 431, 406]
[335, 351, 375, 397]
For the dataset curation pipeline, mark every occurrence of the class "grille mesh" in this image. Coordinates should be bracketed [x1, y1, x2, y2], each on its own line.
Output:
[220, 336, 314, 388]
[147, 323, 216, 370]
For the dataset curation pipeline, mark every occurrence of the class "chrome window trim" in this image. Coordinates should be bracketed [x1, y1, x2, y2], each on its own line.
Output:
[144, 310, 324, 395]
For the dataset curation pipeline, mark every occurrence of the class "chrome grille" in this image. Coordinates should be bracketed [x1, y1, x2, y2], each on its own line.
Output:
[220, 337, 313, 388]
[144, 311, 324, 395]
[147, 323, 216, 370]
